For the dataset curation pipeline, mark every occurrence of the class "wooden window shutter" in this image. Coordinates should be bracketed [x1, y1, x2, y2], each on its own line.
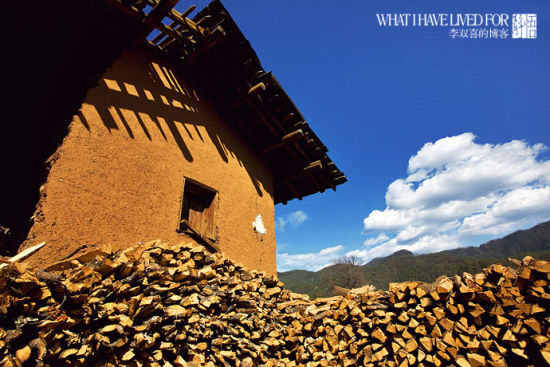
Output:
[179, 178, 217, 242]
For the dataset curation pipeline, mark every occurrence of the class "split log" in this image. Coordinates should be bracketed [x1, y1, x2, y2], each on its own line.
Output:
[0, 241, 549, 366]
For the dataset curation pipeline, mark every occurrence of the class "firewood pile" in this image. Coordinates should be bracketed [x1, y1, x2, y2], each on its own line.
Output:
[0, 240, 549, 366]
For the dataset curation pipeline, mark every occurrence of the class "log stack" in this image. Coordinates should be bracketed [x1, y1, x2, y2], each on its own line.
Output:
[0, 240, 549, 366]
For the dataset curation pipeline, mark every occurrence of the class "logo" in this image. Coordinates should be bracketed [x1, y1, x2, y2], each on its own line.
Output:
[512, 14, 537, 39]
[376, 13, 539, 40]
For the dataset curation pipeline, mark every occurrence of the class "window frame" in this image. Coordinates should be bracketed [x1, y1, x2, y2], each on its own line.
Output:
[177, 177, 218, 242]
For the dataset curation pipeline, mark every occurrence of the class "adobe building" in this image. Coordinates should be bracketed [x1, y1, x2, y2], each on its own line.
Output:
[2, 0, 345, 275]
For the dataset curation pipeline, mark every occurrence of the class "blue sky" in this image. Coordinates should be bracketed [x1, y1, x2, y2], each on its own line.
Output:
[176, 1, 550, 271]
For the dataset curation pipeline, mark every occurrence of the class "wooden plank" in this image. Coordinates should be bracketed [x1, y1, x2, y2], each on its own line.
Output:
[0, 242, 46, 270]
[180, 219, 219, 252]
[188, 196, 205, 235]
[204, 193, 218, 241]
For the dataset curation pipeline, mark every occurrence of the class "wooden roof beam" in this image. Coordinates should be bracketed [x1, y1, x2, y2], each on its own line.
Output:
[180, 4, 197, 18]
[229, 113, 260, 148]
[142, 0, 205, 37]
[103, 0, 186, 47]
[291, 140, 311, 164]
[230, 80, 266, 110]
[248, 82, 267, 95]
[331, 175, 347, 190]
[183, 25, 225, 64]
[195, 15, 212, 27]
[282, 112, 295, 123]
[155, 22, 187, 44]
[286, 182, 301, 203]
[141, 0, 181, 37]
[150, 4, 194, 44]
[308, 171, 323, 193]
[151, 22, 175, 44]
[103, 0, 143, 19]
[241, 77, 287, 135]
[261, 129, 304, 155]
[279, 160, 323, 183]
[158, 25, 188, 48]
[255, 99, 286, 135]
[245, 102, 280, 137]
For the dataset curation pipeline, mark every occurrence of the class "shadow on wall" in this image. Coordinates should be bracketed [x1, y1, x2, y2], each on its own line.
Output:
[74, 48, 269, 199]
[1, 0, 141, 255]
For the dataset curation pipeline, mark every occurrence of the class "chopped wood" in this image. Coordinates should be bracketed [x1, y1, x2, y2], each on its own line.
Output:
[0, 241, 549, 366]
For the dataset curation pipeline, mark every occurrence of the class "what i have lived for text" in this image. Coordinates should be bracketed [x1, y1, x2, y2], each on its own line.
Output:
[376, 13, 511, 27]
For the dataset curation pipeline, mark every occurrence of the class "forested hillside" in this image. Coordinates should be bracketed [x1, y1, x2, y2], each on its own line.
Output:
[279, 220, 550, 298]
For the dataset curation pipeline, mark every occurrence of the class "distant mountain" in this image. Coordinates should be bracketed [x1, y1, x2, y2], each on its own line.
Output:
[366, 249, 414, 266]
[278, 220, 550, 298]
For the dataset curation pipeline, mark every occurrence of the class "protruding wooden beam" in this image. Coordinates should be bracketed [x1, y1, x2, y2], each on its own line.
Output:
[142, 0, 181, 36]
[333, 175, 347, 183]
[183, 16, 205, 37]
[103, 0, 143, 18]
[229, 113, 259, 147]
[180, 4, 197, 18]
[279, 160, 323, 183]
[183, 25, 225, 64]
[143, 0, 204, 36]
[158, 24, 188, 48]
[304, 160, 323, 171]
[331, 175, 347, 190]
[261, 129, 304, 155]
[196, 15, 212, 26]
[291, 139, 311, 163]
[282, 113, 295, 123]
[152, 19, 187, 45]
[309, 171, 322, 193]
[151, 22, 174, 43]
[156, 22, 186, 44]
[286, 182, 300, 200]
[244, 104, 279, 137]
[231, 79, 266, 109]
[248, 82, 266, 95]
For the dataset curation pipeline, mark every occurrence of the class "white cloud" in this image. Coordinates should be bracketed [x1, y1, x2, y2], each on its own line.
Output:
[359, 133, 550, 263]
[277, 245, 344, 272]
[276, 210, 308, 231]
[363, 233, 390, 246]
